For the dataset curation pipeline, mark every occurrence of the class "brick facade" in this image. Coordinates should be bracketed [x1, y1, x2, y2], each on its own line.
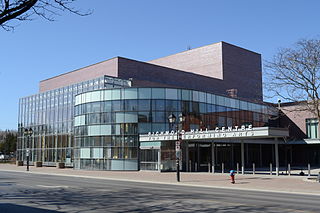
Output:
[39, 42, 263, 101]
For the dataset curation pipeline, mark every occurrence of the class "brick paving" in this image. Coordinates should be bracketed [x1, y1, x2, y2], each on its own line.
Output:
[1, 164, 320, 195]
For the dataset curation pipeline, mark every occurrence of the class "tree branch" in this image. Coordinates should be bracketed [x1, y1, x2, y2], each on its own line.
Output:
[0, 0, 92, 30]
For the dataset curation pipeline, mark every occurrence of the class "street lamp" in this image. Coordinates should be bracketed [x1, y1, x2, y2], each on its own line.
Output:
[178, 113, 186, 123]
[168, 114, 176, 124]
[277, 99, 281, 127]
[168, 113, 186, 182]
[24, 128, 33, 171]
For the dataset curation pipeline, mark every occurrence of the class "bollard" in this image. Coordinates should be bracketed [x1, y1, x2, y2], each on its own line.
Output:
[35, 161, 42, 167]
[195, 163, 198, 172]
[56, 162, 65, 169]
[288, 163, 291, 176]
[318, 172, 320, 183]
[189, 160, 191, 172]
[236, 163, 239, 174]
[253, 163, 255, 175]
[16, 160, 23, 166]
[208, 163, 210, 173]
[308, 163, 311, 177]
[212, 163, 215, 174]
[270, 163, 273, 175]
[222, 163, 224, 174]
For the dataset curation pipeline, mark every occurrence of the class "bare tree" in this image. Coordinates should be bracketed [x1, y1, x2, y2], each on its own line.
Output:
[265, 38, 320, 135]
[0, 0, 91, 31]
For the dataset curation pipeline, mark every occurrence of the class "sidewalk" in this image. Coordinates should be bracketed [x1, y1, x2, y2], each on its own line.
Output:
[1, 164, 320, 196]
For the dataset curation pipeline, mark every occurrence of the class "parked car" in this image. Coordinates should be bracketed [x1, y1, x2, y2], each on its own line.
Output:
[0, 154, 10, 160]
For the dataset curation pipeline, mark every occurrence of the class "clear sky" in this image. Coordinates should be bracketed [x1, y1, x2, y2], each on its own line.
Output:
[1, 0, 320, 130]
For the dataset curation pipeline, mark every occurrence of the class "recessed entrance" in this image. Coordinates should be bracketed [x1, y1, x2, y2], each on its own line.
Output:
[187, 142, 280, 173]
[188, 143, 211, 172]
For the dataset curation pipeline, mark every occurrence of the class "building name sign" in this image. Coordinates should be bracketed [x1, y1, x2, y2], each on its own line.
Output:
[140, 125, 256, 142]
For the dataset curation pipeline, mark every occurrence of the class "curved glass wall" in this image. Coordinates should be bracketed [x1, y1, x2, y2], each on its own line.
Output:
[74, 88, 277, 170]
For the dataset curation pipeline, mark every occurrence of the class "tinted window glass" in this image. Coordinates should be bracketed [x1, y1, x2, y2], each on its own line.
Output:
[138, 100, 151, 111]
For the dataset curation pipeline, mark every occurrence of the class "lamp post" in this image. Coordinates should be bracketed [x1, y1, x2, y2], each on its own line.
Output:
[277, 99, 281, 127]
[168, 113, 185, 182]
[24, 128, 33, 171]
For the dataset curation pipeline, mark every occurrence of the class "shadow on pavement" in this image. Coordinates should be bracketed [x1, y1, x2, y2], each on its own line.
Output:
[0, 203, 61, 213]
[0, 184, 308, 212]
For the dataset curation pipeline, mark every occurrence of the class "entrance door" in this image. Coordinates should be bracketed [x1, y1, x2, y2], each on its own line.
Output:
[198, 143, 211, 172]
[140, 149, 159, 171]
[188, 142, 211, 172]
[215, 144, 231, 172]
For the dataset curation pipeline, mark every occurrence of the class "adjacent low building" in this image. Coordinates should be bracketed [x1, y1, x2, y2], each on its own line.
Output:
[17, 41, 320, 172]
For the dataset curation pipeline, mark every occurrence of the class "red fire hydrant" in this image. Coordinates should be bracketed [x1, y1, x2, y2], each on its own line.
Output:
[230, 170, 235, 184]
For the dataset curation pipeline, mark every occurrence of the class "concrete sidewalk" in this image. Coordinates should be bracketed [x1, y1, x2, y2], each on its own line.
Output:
[1, 164, 320, 196]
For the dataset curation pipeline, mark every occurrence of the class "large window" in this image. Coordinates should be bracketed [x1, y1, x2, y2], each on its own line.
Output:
[306, 118, 318, 139]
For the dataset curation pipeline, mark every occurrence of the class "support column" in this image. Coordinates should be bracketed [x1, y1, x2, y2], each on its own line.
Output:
[42, 134, 45, 163]
[55, 132, 58, 162]
[31, 135, 34, 162]
[158, 149, 161, 172]
[275, 139, 279, 176]
[185, 142, 189, 172]
[196, 143, 199, 172]
[231, 143, 234, 169]
[212, 142, 215, 173]
[241, 141, 245, 175]
[259, 144, 262, 167]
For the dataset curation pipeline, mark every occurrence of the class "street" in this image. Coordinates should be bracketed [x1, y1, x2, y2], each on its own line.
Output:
[0, 171, 319, 212]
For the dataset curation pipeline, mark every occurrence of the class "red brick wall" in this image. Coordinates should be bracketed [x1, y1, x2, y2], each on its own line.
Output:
[148, 41, 263, 101]
[281, 104, 315, 137]
[221, 42, 263, 101]
[38, 42, 263, 102]
[149, 42, 223, 79]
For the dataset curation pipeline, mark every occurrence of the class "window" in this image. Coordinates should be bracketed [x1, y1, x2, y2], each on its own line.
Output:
[138, 100, 151, 111]
[152, 100, 165, 111]
[125, 100, 138, 111]
[88, 113, 100, 124]
[166, 88, 178, 100]
[123, 88, 137, 99]
[152, 88, 165, 99]
[138, 111, 152, 122]
[92, 148, 103, 158]
[80, 148, 90, 159]
[306, 118, 318, 139]
[138, 88, 151, 99]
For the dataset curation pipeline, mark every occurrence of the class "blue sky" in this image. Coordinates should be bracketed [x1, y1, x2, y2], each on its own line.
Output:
[1, 0, 320, 130]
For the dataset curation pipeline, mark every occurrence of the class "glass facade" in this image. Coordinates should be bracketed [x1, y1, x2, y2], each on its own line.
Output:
[17, 76, 131, 166]
[73, 87, 277, 170]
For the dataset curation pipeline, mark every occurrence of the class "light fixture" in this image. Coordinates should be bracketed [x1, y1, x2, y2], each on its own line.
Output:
[178, 113, 186, 123]
[168, 114, 176, 124]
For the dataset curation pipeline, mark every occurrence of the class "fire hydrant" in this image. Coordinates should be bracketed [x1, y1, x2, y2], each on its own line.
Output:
[230, 170, 235, 184]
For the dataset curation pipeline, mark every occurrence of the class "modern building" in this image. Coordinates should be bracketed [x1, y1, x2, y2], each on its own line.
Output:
[17, 41, 320, 172]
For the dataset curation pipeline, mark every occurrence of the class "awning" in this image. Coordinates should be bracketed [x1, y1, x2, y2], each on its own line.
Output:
[139, 127, 289, 142]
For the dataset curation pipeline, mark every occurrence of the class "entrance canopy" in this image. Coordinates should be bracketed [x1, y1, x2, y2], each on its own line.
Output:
[139, 127, 289, 143]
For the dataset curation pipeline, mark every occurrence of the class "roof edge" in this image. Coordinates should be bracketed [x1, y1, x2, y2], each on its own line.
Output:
[40, 56, 124, 83]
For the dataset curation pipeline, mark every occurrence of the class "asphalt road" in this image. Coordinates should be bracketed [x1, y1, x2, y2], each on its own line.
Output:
[0, 171, 319, 213]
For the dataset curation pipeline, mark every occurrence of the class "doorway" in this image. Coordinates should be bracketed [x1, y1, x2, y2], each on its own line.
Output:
[188, 142, 211, 172]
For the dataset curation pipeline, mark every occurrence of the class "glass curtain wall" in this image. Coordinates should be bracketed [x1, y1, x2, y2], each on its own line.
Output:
[74, 88, 277, 170]
[17, 76, 131, 166]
